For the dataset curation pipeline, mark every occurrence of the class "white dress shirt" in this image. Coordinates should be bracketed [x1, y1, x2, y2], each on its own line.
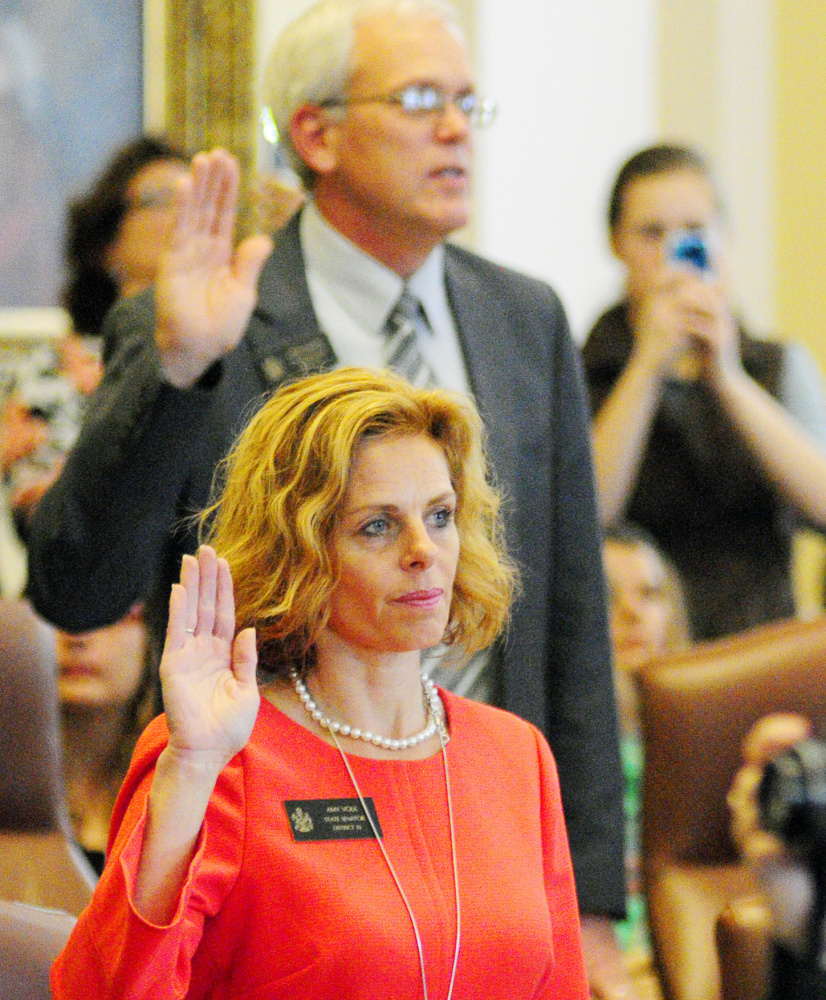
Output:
[300, 202, 470, 394]
[299, 202, 491, 701]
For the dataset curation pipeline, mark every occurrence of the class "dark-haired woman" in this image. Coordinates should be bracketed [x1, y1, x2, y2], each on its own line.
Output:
[0, 137, 189, 572]
[63, 134, 189, 338]
[57, 605, 158, 875]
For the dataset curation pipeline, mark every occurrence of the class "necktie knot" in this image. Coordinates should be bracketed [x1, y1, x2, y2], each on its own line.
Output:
[382, 288, 436, 388]
[391, 288, 423, 326]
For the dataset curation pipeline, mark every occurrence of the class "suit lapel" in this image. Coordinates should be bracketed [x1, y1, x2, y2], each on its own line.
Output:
[443, 247, 522, 488]
[245, 213, 337, 390]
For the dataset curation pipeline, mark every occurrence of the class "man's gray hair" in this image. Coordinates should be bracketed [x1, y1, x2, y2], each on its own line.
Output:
[264, 0, 465, 190]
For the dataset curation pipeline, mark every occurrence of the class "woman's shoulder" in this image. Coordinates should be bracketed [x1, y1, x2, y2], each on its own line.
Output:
[440, 690, 548, 753]
[580, 301, 634, 387]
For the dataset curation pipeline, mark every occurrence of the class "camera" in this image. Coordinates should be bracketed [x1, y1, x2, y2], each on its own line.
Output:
[758, 737, 826, 857]
[666, 229, 714, 275]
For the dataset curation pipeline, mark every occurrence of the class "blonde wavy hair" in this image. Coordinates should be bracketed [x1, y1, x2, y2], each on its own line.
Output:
[201, 368, 516, 681]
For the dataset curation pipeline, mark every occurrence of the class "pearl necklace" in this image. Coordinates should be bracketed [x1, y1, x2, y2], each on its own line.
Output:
[290, 670, 444, 750]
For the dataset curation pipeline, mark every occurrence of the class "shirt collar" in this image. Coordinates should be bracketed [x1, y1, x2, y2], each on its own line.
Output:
[300, 201, 446, 335]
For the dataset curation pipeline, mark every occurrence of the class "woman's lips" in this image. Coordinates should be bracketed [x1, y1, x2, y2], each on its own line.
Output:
[394, 589, 444, 608]
[58, 664, 99, 679]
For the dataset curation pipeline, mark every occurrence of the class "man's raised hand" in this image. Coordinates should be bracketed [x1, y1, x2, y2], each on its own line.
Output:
[155, 149, 274, 389]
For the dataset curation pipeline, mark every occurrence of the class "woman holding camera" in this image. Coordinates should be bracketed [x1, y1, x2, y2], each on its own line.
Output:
[582, 143, 826, 642]
[51, 368, 589, 999]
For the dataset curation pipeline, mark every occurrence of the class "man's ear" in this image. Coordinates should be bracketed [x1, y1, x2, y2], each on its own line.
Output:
[289, 104, 340, 178]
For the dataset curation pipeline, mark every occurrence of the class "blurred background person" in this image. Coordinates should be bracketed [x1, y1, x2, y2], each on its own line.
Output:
[62, 134, 189, 340]
[583, 144, 826, 642]
[57, 604, 157, 876]
[0, 135, 189, 595]
[604, 522, 689, 736]
[603, 522, 690, 998]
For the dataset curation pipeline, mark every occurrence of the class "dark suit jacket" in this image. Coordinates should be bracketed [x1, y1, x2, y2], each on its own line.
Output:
[27, 216, 625, 915]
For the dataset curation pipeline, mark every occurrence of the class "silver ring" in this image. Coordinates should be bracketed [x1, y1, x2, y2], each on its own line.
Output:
[185, 627, 196, 634]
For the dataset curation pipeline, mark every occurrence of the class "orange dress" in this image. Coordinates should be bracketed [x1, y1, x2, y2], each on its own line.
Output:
[51, 691, 588, 999]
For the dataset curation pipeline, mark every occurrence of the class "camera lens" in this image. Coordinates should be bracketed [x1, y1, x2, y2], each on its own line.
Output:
[759, 738, 826, 855]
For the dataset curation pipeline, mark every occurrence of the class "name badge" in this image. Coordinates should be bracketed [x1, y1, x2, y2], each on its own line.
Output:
[284, 797, 383, 841]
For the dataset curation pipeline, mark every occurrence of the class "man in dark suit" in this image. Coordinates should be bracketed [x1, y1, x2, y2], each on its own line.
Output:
[27, 0, 632, 993]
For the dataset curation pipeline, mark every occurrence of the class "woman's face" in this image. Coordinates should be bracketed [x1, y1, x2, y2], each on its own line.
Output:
[610, 167, 721, 303]
[604, 540, 671, 675]
[103, 158, 189, 298]
[323, 432, 460, 658]
[56, 610, 148, 710]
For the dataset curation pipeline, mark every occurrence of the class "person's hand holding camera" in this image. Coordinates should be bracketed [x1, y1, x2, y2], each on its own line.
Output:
[631, 267, 737, 387]
[728, 713, 820, 954]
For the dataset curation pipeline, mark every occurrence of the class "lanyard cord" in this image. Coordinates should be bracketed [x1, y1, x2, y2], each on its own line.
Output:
[331, 722, 461, 1000]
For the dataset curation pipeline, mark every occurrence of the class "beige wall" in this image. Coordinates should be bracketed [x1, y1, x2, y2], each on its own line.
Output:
[775, 1, 826, 374]
[657, 0, 776, 333]
[657, 0, 826, 402]
[775, 1, 826, 615]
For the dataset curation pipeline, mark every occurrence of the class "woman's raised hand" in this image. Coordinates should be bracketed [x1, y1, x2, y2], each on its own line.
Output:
[160, 545, 260, 775]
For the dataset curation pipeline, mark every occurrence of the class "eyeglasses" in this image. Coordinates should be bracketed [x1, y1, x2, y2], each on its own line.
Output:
[321, 85, 497, 128]
[125, 187, 178, 212]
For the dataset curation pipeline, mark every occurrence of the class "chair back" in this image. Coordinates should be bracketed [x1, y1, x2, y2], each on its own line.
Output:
[639, 614, 826, 867]
[0, 899, 75, 1000]
[637, 614, 826, 1000]
[0, 599, 96, 913]
[0, 599, 65, 831]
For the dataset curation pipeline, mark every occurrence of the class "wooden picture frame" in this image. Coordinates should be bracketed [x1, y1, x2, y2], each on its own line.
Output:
[161, 0, 258, 233]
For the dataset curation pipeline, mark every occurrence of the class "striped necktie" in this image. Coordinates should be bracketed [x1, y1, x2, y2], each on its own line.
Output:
[382, 288, 437, 388]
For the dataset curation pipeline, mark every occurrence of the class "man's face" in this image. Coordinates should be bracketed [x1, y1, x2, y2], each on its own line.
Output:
[316, 13, 475, 264]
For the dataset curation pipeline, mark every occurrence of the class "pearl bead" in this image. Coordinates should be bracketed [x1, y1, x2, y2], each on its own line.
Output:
[289, 670, 441, 752]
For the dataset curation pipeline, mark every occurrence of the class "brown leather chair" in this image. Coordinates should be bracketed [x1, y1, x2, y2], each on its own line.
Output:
[0, 599, 97, 914]
[636, 615, 826, 1000]
[715, 895, 772, 1000]
[0, 899, 75, 999]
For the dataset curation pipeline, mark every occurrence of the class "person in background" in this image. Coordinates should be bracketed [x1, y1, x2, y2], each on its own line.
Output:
[728, 713, 826, 999]
[62, 134, 190, 341]
[57, 604, 157, 876]
[583, 143, 826, 642]
[51, 367, 589, 998]
[603, 523, 690, 998]
[28, 2, 630, 992]
[0, 135, 189, 596]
